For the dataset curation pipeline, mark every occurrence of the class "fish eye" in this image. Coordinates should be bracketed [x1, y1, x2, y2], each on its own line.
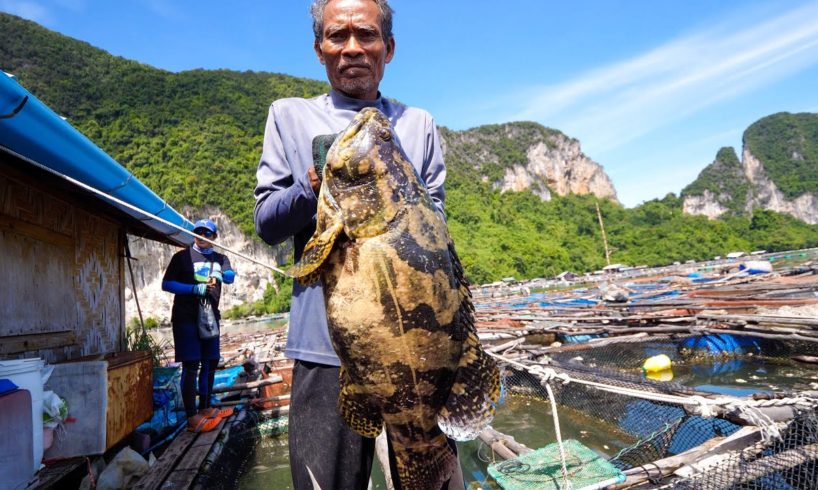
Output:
[379, 128, 391, 141]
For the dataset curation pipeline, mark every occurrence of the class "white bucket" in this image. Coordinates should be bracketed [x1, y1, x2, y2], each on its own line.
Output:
[0, 358, 45, 472]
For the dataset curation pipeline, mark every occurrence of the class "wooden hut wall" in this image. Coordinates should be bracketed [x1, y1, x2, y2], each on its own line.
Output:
[0, 166, 125, 362]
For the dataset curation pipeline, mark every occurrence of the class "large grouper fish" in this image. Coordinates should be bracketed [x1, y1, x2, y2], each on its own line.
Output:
[289, 107, 500, 489]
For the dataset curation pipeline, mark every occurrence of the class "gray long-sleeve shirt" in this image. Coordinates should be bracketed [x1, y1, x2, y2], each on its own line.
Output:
[254, 90, 447, 365]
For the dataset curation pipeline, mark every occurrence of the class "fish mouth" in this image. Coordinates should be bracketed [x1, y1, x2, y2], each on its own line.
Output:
[340, 108, 379, 144]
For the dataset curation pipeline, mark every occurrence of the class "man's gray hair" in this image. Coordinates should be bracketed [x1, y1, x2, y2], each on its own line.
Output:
[310, 0, 394, 43]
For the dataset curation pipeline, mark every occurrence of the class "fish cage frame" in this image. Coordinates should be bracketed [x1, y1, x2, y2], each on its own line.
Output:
[486, 332, 818, 489]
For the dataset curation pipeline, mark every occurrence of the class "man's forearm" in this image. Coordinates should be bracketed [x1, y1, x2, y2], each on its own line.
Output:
[254, 175, 317, 246]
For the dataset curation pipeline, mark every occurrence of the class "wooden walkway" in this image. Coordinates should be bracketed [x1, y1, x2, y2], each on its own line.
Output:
[133, 414, 233, 490]
[27, 457, 86, 489]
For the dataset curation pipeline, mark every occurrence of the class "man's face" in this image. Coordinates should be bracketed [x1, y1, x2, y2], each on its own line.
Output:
[314, 0, 395, 101]
[194, 229, 214, 249]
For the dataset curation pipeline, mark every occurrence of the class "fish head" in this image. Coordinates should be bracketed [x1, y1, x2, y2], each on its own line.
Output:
[326, 106, 393, 179]
[324, 107, 419, 238]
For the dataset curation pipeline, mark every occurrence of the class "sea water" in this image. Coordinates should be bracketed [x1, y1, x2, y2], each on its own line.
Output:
[231, 356, 818, 489]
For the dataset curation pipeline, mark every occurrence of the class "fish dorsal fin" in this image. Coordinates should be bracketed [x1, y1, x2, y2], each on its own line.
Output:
[288, 219, 344, 282]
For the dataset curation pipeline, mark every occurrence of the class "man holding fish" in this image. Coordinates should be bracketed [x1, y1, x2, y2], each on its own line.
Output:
[254, 1, 497, 488]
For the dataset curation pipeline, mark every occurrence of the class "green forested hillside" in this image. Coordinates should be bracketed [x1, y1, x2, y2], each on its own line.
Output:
[681, 147, 750, 215]
[441, 123, 569, 187]
[744, 112, 818, 199]
[0, 13, 328, 235]
[4, 13, 818, 287]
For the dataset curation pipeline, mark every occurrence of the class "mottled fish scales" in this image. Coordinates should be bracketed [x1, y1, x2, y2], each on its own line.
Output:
[289, 107, 499, 490]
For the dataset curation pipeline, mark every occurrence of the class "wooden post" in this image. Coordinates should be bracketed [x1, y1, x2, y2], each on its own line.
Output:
[125, 241, 147, 337]
[595, 200, 611, 266]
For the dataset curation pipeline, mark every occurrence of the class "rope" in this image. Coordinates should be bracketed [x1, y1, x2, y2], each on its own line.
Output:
[487, 351, 818, 444]
[688, 395, 782, 441]
[525, 364, 572, 489]
[0, 143, 290, 276]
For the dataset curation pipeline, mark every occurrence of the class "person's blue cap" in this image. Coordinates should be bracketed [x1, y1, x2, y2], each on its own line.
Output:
[193, 219, 217, 234]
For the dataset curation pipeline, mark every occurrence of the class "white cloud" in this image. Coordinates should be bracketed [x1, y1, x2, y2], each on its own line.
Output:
[506, 2, 818, 156]
[0, 0, 53, 24]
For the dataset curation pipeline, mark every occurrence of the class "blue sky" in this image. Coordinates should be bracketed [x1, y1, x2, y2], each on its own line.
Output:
[3, 0, 818, 207]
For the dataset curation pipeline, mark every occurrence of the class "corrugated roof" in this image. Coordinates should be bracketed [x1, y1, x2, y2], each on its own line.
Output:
[0, 72, 193, 247]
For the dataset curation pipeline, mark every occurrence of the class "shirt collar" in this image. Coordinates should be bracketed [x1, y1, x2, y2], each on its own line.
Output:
[193, 243, 214, 255]
[328, 89, 386, 112]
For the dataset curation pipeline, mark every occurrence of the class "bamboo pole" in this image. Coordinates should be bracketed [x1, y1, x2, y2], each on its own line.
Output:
[700, 328, 818, 344]
[612, 425, 767, 489]
[477, 427, 532, 460]
[709, 443, 818, 486]
[124, 242, 147, 344]
[212, 395, 290, 407]
[595, 199, 611, 266]
[210, 375, 283, 394]
[697, 314, 818, 328]
[486, 338, 525, 353]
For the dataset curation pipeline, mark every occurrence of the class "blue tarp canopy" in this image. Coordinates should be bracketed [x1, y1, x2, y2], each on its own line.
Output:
[0, 72, 193, 247]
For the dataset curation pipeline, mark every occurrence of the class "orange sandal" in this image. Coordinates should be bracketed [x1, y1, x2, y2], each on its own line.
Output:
[215, 407, 234, 418]
[199, 407, 234, 419]
[187, 413, 221, 432]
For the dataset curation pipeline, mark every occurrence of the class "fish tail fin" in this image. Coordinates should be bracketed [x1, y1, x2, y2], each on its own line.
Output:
[391, 431, 458, 490]
[438, 330, 500, 441]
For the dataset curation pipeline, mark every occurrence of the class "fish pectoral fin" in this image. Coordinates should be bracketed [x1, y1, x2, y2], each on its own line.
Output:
[338, 377, 383, 438]
[287, 220, 344, 281]
[437, 330, 500, 441]
[390, 431, 458, 490]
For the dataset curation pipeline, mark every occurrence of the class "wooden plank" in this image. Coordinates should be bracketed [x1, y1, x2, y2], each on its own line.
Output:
[0, 330, 75, 354]
[697, 313, 818, 328]
[133, 429, 198, 490]
[1, 207, 76, 342]
[106, 351, 153, 449]
[0, 213, 73, 248]
[161, 417, 228, 490]
[28, 457, 86, 489]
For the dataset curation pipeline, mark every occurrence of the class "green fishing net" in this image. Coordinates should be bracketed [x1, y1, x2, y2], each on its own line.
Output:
[257, 414, 289, 436]
[487, 439, 624, 490]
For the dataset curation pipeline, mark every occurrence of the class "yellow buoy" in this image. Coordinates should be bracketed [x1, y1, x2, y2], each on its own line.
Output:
[643, 354, 672, 373]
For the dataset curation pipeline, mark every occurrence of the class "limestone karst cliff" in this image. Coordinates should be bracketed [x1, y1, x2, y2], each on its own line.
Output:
[441, 122, 618, 203]
[682, 113, 818, 224]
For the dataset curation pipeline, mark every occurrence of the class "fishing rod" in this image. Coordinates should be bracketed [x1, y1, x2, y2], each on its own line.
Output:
[1, 144, 291, 277]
